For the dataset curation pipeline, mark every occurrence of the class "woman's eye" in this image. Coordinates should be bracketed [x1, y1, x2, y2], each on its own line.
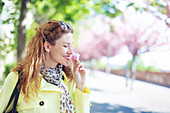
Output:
[63, 45, 68, 48]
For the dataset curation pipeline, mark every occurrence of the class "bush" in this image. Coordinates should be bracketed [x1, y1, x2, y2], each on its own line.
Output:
[3, 62, 16, 79]
[0, 80, 4, 86]
[96, 60, 106, 69]
[126, 56, 159, 72]
[134, 56, 159, 72]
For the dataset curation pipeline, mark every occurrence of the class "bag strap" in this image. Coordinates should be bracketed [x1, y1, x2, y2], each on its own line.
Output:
[3, 71, 22, 113]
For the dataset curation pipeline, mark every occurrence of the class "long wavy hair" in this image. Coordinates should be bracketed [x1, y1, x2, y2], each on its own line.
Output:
[11, 20, 74, 100]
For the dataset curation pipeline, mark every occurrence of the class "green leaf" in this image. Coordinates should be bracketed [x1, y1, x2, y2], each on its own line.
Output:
[162, 8, 166, 14]
[0, 0, 4, 14]
[127, 3, 134, 7]
[10, 31, 15, 34]
[135, 7, 139, 11]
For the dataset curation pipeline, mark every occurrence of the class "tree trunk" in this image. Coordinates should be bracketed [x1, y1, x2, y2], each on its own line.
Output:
[17, 0, 29, 59]
[125, 60, 130, 87]
[130, 56, 136, 90]
[105, 57, 111, 74]
[90, 59, 95, 76]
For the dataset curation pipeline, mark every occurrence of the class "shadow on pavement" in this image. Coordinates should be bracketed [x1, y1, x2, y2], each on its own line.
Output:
[90, 102, 162, 113]
[89, 88, 104, 92]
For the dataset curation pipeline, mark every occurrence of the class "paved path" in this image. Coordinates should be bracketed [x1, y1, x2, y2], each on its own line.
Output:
[86, 70, 170, 113]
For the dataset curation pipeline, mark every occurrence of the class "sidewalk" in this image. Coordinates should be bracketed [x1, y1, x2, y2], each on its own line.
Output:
[86, 70, 170, 113]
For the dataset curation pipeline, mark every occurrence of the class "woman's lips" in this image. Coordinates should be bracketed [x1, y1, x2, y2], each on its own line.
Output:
[65, 57, 70, 60]
[64, 56, 71, 60]
[64, 53, 80, 61]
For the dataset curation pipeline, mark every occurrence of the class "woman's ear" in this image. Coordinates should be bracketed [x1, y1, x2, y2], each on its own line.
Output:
[44, 41, 51, 52]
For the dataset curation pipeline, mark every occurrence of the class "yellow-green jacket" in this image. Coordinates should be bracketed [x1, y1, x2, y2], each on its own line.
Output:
[0, 72, 90, 113]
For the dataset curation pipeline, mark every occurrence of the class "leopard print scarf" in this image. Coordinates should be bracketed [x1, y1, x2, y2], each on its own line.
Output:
[40, 64, 75, 113]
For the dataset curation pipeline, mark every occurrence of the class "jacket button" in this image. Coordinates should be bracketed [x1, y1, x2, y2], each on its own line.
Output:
[39, 101, 44, 106]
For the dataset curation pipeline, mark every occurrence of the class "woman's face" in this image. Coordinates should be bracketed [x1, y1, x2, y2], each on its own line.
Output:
[45, 33, 73, 67]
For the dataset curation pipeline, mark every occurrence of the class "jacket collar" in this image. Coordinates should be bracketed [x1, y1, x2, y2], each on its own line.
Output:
[39, 71, 68, 92]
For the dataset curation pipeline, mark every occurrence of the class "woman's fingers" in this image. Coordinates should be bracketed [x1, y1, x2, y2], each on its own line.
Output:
[78, 65, 86, 77]
[72, 58, 86, 78]
[73, 61, 86, 92]
[72, 58, 79, 65]
[72, 58, 80, 71]
[78, 65, 85, 72]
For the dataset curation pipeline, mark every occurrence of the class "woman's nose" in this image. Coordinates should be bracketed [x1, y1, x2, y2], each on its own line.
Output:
[68, 46, 73, 55]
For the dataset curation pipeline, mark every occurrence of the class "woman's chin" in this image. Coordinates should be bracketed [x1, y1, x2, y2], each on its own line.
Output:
[61, 61, 71, 67]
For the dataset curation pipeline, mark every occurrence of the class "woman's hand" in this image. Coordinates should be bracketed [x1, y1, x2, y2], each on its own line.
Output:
[72, 56, 86, 92]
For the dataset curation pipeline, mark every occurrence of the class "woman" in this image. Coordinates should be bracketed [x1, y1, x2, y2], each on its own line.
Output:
[0, 20, 90, 113]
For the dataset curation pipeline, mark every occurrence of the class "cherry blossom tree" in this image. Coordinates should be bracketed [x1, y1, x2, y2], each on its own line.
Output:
[112, 11, 169, 89]
[75, 16, 122, 60]
[74, 15, 123, 74]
